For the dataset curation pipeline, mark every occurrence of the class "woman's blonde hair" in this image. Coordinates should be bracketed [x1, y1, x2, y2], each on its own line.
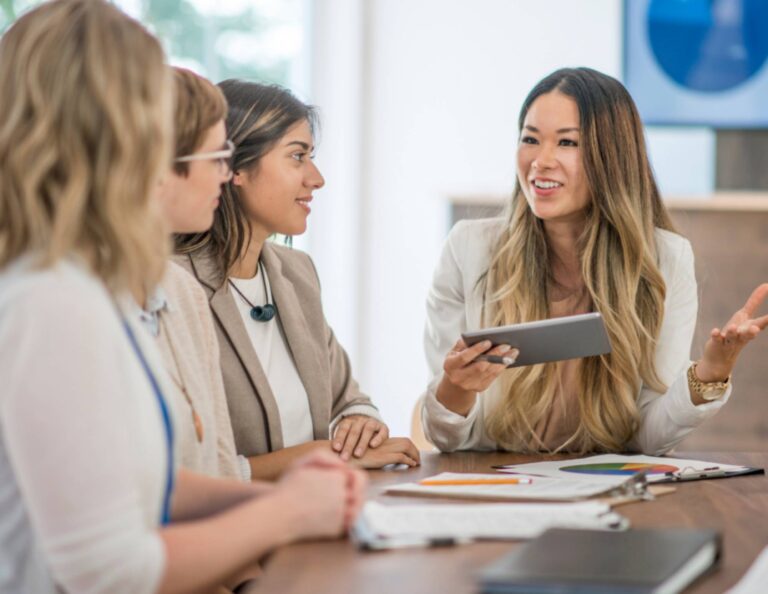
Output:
[484, 67, 677, 453]
[0, 0, 172, 292]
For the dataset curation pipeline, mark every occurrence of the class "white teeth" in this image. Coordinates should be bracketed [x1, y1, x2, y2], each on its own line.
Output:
[534, 180, 562, 189]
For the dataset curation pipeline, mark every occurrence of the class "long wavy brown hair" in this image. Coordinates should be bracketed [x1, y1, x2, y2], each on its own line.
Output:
[484, 68, 677, 453]
[0, 0, 171, 292]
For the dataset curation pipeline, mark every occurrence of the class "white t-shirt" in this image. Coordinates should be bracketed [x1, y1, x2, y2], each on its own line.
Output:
[229, 266, 314, 448]
[0, 258, 174, 594]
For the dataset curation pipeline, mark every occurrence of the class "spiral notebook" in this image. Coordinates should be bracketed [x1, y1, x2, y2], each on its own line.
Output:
[353, 501, 628, 550]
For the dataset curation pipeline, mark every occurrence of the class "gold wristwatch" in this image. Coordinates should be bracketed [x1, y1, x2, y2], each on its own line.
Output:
[687, 362, 730, 401]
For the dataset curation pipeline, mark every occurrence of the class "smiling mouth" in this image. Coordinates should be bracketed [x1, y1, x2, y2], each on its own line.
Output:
[532, 179, 563, 190]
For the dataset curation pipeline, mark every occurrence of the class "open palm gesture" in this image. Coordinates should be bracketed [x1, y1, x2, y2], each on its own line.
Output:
[698, 283, 768, 381]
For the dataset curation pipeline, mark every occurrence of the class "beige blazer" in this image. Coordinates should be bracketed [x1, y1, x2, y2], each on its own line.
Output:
[156, 262, 241, 479]
[176, 242, 379, 457]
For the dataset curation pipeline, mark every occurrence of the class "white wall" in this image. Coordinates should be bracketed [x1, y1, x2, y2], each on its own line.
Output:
[307, 0, 715, 436]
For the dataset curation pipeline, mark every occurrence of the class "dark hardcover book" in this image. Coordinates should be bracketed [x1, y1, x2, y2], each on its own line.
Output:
[478, 528, 721, 594]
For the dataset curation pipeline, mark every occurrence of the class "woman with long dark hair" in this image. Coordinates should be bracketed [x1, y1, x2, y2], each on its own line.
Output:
[177, 80, 420, 480]
[421, 67, 767, 455]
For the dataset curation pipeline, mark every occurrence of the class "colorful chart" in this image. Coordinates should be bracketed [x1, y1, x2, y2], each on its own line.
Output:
[560, 462, 679, 476]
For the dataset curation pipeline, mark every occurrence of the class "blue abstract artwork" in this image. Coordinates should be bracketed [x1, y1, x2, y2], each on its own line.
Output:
[625, 0, 768, 127]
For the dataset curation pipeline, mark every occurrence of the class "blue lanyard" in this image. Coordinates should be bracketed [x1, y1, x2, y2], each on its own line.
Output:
[123, 320, 175, 525]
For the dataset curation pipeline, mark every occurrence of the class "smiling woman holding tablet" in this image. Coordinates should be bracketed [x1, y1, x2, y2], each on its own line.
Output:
[421, 67, 767, 456]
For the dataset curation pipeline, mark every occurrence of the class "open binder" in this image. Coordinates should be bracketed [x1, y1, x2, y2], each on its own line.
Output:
[494, 454, 764, 485]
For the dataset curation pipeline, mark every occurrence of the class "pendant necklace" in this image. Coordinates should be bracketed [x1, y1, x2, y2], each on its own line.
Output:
[228, 261, 277, 322]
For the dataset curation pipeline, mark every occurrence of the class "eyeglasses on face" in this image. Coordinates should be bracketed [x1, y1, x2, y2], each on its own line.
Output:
[175, 139, 235, 174]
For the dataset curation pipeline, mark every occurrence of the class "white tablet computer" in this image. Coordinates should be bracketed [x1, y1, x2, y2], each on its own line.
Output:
[461, 312, 611, 368]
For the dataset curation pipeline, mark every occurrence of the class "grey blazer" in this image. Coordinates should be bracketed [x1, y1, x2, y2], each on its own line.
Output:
[176, 242, 379, 457]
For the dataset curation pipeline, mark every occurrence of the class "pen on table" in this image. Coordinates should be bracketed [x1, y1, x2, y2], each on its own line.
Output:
[475, 354, 516, 365]
[665, 466, 720, 476]
[490, 466, 550, 477]
[664, 466, 727, 480]
[363, 536, 474, 551]
[419, 478, 533, 486]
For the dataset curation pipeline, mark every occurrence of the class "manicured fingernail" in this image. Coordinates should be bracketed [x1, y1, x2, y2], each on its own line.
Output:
[355, 448, 363, 457]
[502, 357, 515, 366]
[482, 340, 492, 348]
[333, 442, 341, 451]
[498, 345, 512, 353]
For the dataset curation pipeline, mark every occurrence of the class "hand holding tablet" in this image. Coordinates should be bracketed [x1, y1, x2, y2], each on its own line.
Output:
[437, 313, 612, 414]
[462, 312, 612, 368]
[475, 354, 518, 366]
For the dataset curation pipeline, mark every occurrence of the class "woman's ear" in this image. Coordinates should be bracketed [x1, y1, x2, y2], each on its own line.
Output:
[232, 170, 244, 187]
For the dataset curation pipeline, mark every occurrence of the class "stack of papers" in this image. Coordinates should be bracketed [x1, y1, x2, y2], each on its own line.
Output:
[384, 472, 634, 502]
[353, 500, 628, 550]
[495, 454, 762, 483]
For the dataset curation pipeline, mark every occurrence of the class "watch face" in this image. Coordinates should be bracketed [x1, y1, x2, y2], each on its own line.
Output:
[701, 387, 727, 401]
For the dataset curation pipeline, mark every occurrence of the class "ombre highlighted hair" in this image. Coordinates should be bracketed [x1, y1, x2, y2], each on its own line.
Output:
[483, 68, 677, 453]
[0, 0, 172, 292]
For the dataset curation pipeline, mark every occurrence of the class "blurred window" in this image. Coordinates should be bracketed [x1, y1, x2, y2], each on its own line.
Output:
[1, 0, 307, 87]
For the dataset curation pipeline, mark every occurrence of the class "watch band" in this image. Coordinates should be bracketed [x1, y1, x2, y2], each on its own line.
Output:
[687, 362, 730, 401]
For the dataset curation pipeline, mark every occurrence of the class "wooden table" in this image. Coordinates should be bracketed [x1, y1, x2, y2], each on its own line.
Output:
[243, 451, 768, 594]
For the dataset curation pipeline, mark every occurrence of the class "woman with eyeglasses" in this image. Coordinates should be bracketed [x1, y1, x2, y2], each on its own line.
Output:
[0, 3, 364, 593]
[140, 67, 241, 480]
[175, 80, 421, 480]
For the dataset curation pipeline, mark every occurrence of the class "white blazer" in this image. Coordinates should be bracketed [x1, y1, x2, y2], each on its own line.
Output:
[421, 218, 731, 455]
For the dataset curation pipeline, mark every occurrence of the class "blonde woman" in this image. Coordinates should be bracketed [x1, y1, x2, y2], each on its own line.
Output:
[421, 67, 767, 455]
[0, 2, 363, 594]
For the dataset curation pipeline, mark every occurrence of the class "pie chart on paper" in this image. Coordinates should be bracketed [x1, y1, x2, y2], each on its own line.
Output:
[559, 462, 679, 476]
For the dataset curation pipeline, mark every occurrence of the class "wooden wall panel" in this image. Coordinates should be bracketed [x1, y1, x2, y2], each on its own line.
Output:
[716, 130, 768, 190]
[671, 209, 768, 452]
